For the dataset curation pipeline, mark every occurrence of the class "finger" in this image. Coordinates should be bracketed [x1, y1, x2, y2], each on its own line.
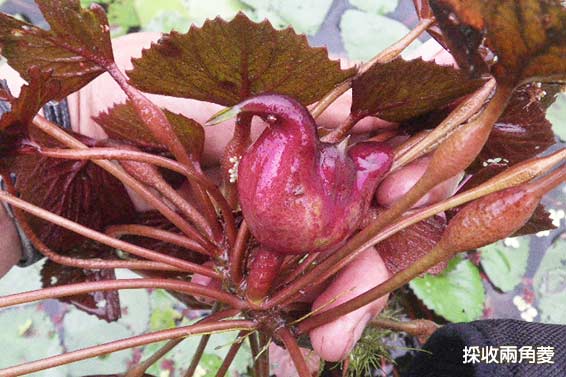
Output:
[0, 203, 22, 278]
[309, 247, 389, 362]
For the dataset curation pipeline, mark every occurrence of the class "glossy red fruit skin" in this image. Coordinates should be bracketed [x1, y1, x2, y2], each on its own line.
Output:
[236, 94, 393, 255]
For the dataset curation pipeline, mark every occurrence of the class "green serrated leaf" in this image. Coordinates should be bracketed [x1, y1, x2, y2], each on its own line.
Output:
[533, 238, 566, 324]
[128, 13, 354, 106]
[547, 93, 566, 141]
[0, 307, 68, 376]
[350, 0, 399, 15]
[480, 237, 530, 292]
[340, 10, 421, 62]
[410, 256, 485, 322]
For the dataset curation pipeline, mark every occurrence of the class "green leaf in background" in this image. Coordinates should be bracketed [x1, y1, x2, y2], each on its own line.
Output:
[0, 307, 68, 376]
[107, 0, 140, 36]
[340, 10, 421, 61]
[242, 0, 332, 35]
[350, 0, 399, 15]
[63, 309, 135, 375]
[134, 0, 189, 26]
[171, 319, 253, 376]
[149, 289, 183, 331]
[480, 237, 530, 292]
[185, 0, 247, 26]
[410, 256, 485, 322]
[547, 93, 566, 141]
[533, 237, 566, 324]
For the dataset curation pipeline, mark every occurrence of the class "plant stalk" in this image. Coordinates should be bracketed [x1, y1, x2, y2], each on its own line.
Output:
[0, 190, 219, 277]
[32, 116, 217, 250]
[0, 320, 255, 377]
[276, 327, 311, 377]
[0, 278, 247, 310]
[106, 224, 210, 256]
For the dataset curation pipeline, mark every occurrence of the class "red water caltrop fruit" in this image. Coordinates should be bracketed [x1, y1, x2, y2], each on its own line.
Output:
[234, 94, 393, 255]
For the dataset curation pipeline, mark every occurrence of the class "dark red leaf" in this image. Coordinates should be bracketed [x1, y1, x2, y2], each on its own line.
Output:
[429, 0, 566, 86]
[351, 58, 484, 122]
[512, 204, 555, 237]
[476, 83, 556, 168]
[93, 100, 205, 159]
[41, 241, 121, 322]
[376, 214, 448, 275]
[128, 13, 355, 106]
[0, 0, 114, 98]
[13, 145, 135, 251]
[0, 67, 61, 158]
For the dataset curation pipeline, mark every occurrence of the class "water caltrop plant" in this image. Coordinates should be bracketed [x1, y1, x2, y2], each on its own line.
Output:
[0, 0, 565, 375]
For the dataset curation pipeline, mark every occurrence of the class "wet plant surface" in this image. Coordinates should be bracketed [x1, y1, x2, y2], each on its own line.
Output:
[0, 0, 565, 376]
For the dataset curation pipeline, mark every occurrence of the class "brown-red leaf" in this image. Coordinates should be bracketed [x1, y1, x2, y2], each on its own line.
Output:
[351, 58, 485, 122]
[0, 67, 61, 158]
[93, 100, 205, 159]
[0, 0, 114, 98]
[128, 13, 355, 106]
[41, 241, 121, 322]
[429, 0, 566, 86]
[477, 83, 556, 168]
[376, 214, 448, 275]
[13, 146, 135, 251]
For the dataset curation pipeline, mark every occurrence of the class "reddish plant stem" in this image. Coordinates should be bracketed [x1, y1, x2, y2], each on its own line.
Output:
[231, 220, 250, 286]
[321, 113, 362, 143]
[248, 332, 261, 377]
[106, 224, 210, 256]
[279, 253, 319, 288]
[222, 113, 252, 208]
[214, 331, 248, 377]
[264, 85, 512, 309]
[258, 333, 271, 377]
[17, 213, 188, 272]
[391, 78, 497, 171]
[296, 245, 453, 334]
[0, 191, 219, 278]
[32, 116, 215, 249]
[126, 338, 184, 377]
[39, 146, 237, 247]
[0, 320, 255, 377]
[119, 155, 216, 242]
[368, 317, 440, 339]
[107, 64, 222, 241]
[0, 175, 185, 272]
[184, 333, 212, 377]
[276, 327, 311, 377]
[0, 278, 247, 310]
[181, 303, 225, 377]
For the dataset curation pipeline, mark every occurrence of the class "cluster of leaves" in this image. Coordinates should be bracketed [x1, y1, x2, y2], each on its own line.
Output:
[0, 0, 565, 375]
